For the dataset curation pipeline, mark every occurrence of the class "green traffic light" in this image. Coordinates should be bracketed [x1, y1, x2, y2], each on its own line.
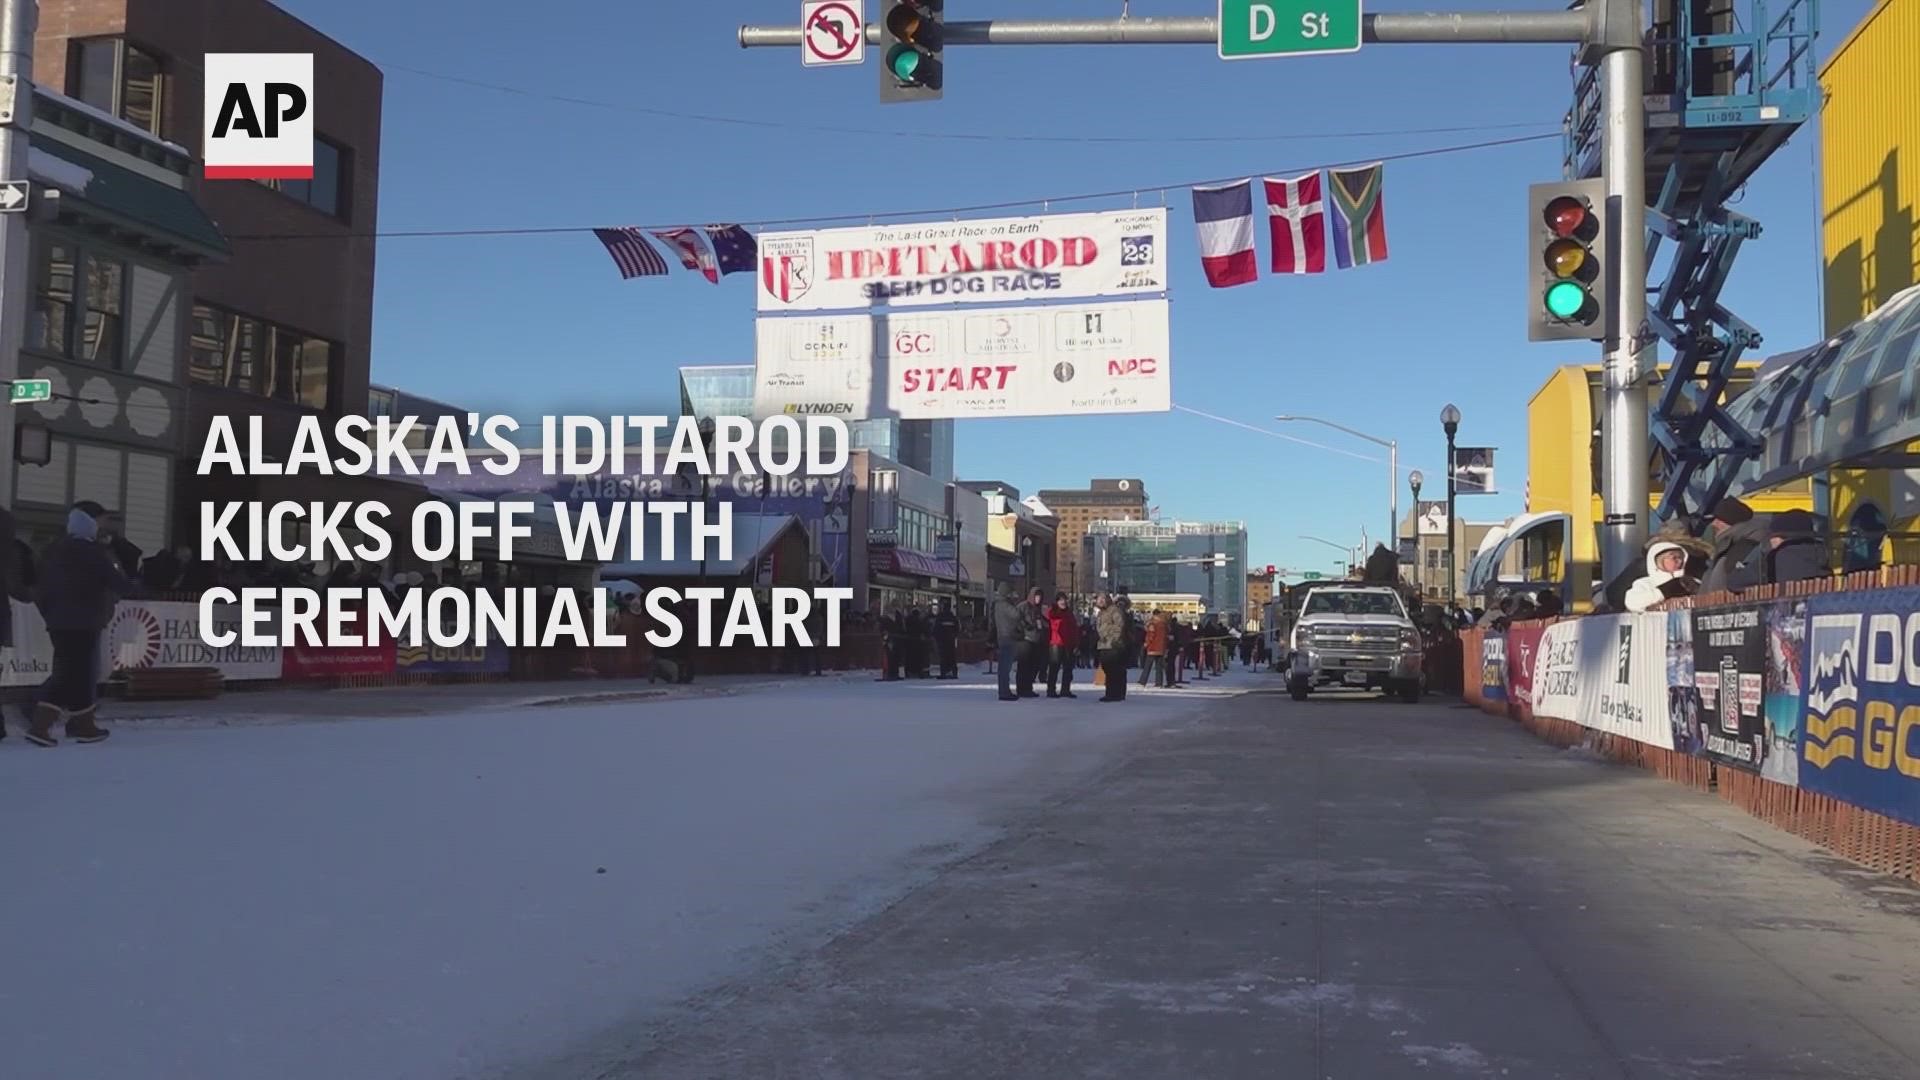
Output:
[887, 45, 923, 82]
[1544, 281, 1589, 320]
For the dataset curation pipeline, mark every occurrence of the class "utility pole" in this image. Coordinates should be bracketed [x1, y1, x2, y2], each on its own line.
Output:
[0, 0, 37, 510]
[741, 1, 1649, 586]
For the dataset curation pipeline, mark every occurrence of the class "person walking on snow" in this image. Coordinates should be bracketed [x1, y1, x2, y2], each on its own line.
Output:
[1139, 610, 1170, 688]
[1044, 591, 1080, 699]
[24, 506, 139, 747]
[1095, 593, 1130, 702]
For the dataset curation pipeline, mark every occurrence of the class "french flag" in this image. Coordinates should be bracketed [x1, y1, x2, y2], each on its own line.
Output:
[1191, 179, 1258, 288]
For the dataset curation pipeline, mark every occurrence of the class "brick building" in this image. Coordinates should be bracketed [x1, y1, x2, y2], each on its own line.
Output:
[32, 0, 384, 543]
[1034, 479, 1149, 595]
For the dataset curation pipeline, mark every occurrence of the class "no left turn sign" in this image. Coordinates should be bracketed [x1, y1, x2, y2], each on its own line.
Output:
[802, 0, 865, 67]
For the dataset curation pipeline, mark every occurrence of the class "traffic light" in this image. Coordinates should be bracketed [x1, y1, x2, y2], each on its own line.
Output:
[1527, 178, 1610, 342]
[879, 0, 943, 103]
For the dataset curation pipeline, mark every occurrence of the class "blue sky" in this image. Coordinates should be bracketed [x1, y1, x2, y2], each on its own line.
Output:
[283, 0, 1872, 578]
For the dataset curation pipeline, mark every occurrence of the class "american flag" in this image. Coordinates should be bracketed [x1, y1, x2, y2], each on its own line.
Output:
[591, 227, 669, 279]
[703, 224, 758, 276]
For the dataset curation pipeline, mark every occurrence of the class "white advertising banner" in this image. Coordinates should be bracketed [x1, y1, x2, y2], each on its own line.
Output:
[751, 300, 1173, 421]
[1531, 613, 1672, 750]
[888, 298, 1171, 419]
[1, 600, 282, 686]
[106, 601, 284, 680]
[755, 208, 1169, 313]
[749, 315, 876, 421]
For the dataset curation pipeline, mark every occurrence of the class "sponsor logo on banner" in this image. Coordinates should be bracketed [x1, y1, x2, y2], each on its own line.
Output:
[783, 403, 854, 415]
[395, 642, 510, 676]
[754, 209, 1169, 313]
[1797, 589, 1920, 826]
[1052, 362, 1076, 383]
[1530, 614, 1672, 750]
[105, 601, 283, 680]
[750, 315, 875, 420]
[1687, 604, 1771, 771]
[1481, 633, 1508, 704]
[1504, 622, 1546, 709]
[760, 236, 814, 304]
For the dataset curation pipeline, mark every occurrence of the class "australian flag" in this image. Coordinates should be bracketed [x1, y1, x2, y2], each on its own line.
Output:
[703, 225, 758, 277]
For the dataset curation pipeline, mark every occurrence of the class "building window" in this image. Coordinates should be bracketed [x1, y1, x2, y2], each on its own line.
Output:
[257, 136, 349, 218]
[81, 253, 126, 365]
[27, 240, 127, 368]
[188, 302, 335, 410]
[28, 242, 75, 356]
[68, 38, 167, 138]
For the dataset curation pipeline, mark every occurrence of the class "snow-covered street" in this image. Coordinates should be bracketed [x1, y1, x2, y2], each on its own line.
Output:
[0, 671, 1252, 1080]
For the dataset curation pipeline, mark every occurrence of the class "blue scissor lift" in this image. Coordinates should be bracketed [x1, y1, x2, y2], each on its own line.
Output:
[1564, 0, 1820, 524]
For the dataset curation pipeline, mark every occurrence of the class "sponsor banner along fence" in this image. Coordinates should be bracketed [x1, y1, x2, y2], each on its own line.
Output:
[3, 600, 283, 687]
[756, 209, 1169, 313]
[1480, 632, 1507, 704]
[1530, 613, 1673, 750]
[395, 641, 511, 676]
[1797, 586, 1920, 828]
[1504, 621, 1545, 711]
[1687, 604, 1773, 773]
[751, 299, 1172, 421]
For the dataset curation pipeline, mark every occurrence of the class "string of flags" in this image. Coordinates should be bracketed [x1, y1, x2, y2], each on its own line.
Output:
[1191, 163, 1388, 288]
[590, 168, 1386, 290]
[591, 224, 759, 282]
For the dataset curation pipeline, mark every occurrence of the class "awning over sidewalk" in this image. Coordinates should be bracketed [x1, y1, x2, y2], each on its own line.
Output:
[1693, 282, 1920, 503]
[870, 548, 969, 582]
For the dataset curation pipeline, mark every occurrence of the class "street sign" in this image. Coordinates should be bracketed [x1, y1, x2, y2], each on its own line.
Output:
[934, 533, 957, 560]
[803, 1, 866, 66]
[1218, 0, 1362, 59]
[1302, 571, 1324, 580]
[0, 180, 28, 213]
[9, 378, 52, 404]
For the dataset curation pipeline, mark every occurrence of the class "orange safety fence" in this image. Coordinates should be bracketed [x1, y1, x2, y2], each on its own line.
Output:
[1460, 569, 1920, 883]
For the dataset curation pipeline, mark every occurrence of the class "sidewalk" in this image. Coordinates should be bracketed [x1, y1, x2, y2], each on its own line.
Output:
[551, 690, 1920, 1080]
[93, 669, 876, 728]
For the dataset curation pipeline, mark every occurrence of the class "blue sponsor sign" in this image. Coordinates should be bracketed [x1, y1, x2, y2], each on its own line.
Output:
[1796, 587, 1920, 827]
[396, 642, 510, 676]
[1481, 632, 1507, 704]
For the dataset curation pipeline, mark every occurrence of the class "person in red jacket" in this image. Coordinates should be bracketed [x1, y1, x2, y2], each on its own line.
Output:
[1044, 591, 1081, 699]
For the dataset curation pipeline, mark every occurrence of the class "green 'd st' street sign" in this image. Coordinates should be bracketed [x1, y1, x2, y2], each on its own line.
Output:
[1218, 0, 1363, 59]
[9, 378, 52, 405]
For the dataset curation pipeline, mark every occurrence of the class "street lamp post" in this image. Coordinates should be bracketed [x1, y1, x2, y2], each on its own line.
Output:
[1441, 404, 1461, 602]
[1021, 535, 1034, 597]
[1275, 415, 1398, 567]
[1408, 470, 1425, 596]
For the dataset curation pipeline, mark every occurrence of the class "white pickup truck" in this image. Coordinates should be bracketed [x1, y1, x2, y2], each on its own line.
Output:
[1285, 583, 1426, 703]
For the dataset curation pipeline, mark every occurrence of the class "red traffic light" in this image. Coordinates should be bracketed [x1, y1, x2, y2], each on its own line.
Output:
[1266, 564, 1276, 575]
[1543, 195, 1595, 240]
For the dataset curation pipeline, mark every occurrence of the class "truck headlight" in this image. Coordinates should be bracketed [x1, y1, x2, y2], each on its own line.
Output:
[1399, 628, 1421, 650]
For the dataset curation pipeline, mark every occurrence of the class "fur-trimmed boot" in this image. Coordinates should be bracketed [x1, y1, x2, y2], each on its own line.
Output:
[64, 706, 110, 745]
[25, 702, 63, 748]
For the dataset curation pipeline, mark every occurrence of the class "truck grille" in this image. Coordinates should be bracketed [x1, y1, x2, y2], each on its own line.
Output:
[1306, 625, 1401, 649]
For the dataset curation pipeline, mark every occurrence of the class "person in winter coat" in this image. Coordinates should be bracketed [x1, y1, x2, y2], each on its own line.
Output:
[991, 586, 1022, 702]
[1015, 586, 1048, 698]
[1139, 610, 1170, 688]
[931, 598, 960, 679]
[24, 506, 139, 747]
[1700, 498, 1771, 594]
[1625, 540, 1699, 613]
[1093, 592, 1130, 701]
[1044, 592, 1080, 698]
[1758, 509, 1828, 585]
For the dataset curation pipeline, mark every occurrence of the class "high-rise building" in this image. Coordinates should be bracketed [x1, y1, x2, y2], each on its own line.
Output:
[1083, 520, 1249, 619]
[677, 365, 954, 481]
[1035, 479, 1149, 593]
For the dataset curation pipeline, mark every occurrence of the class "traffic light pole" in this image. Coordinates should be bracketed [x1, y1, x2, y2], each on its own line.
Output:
[740, 0, 1649, 586]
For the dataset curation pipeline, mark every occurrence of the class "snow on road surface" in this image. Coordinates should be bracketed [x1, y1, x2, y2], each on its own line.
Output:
[0, 672, 1255, 1080]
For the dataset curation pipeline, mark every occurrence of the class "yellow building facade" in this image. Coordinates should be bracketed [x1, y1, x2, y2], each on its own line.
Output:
[1821, 0, 1920, 562]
